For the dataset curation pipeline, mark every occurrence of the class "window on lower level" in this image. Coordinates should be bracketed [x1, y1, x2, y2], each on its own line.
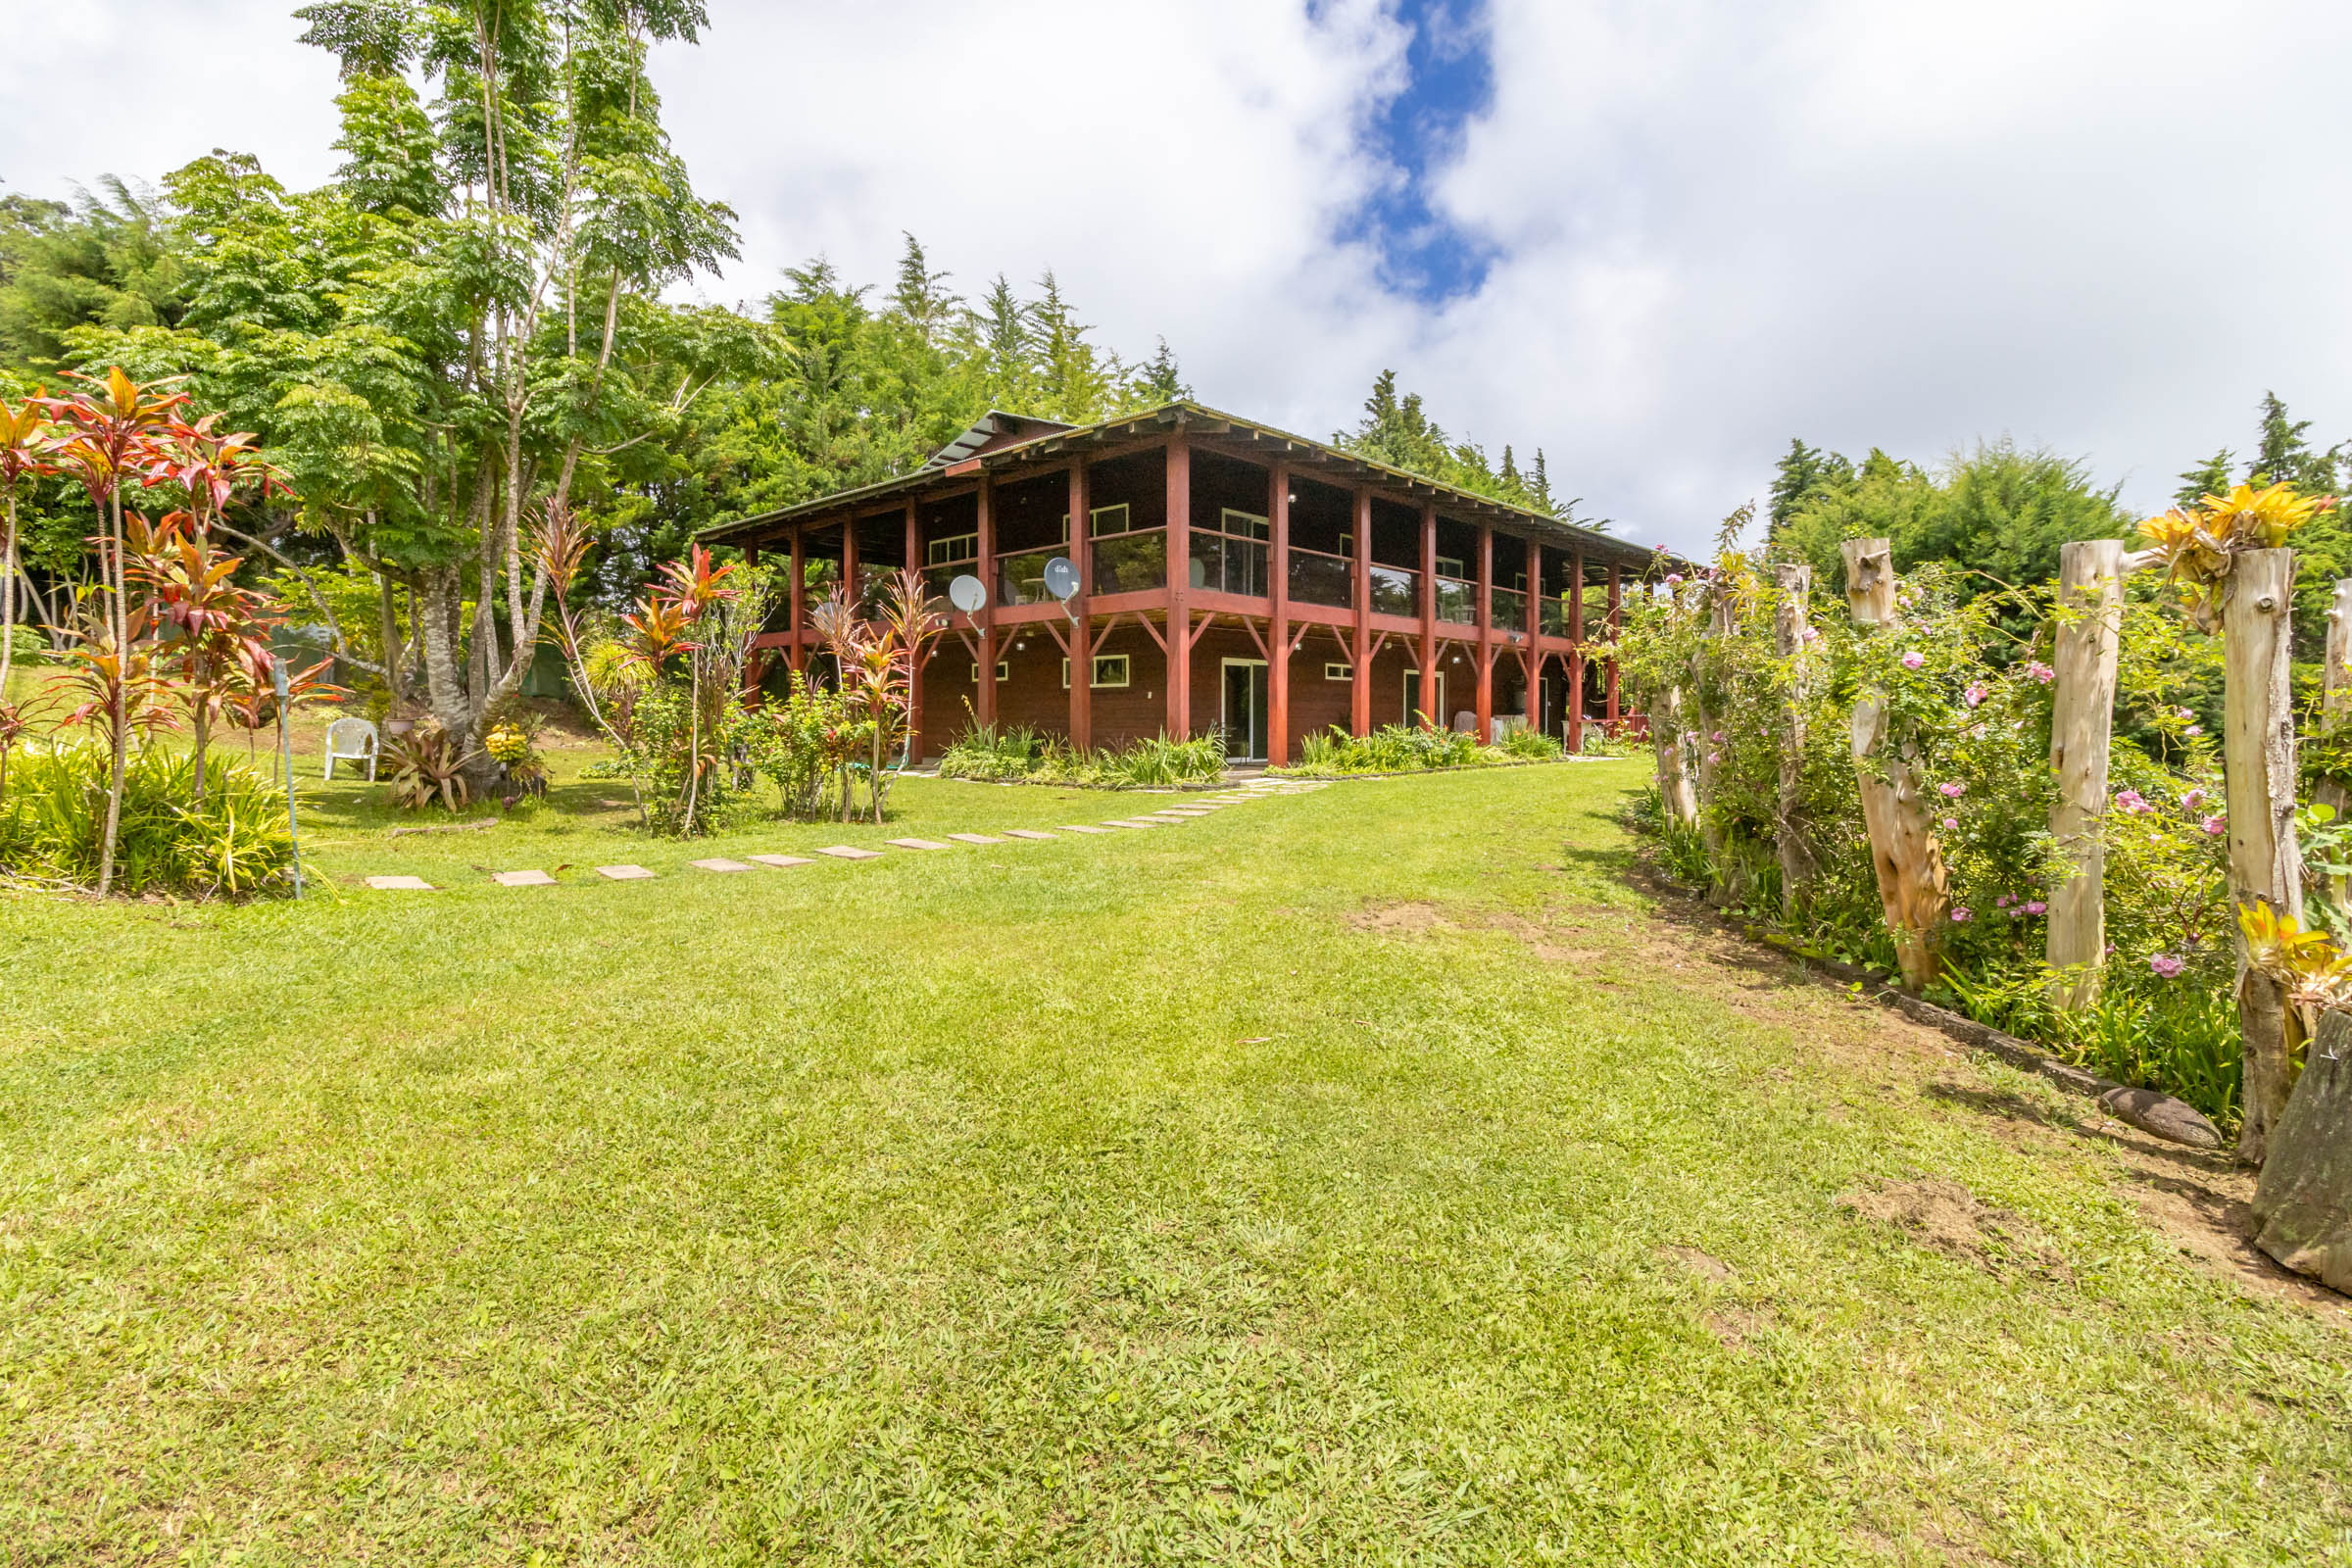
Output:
[1062, 654, 1133, 689]
[1325, 662, 1352, 681]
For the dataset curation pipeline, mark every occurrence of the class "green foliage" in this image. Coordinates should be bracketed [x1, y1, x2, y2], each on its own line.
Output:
[0, 183, 187, 376]
[1766, 438, 1853, 538]
[1283, 722, 1494, 776]
[937, 717, 1042, 783]
[937, 720, 1223, 790]
[0, 740, 303, 898]
[1334, 370, 1591, 524]
[1496, 726, 1565, 761]
[745, 670, 862, 819]
[1776, 440, 2132, 608]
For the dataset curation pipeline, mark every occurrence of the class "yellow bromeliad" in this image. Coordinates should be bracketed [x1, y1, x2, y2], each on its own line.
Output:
[2137, 481, 2335, 629]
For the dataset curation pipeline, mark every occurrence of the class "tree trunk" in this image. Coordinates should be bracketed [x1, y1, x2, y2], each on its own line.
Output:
[1774, 562, 1815, 916]
[1841, 537, 1948, 990]
[2250, 1005, 2352, 1292]
[1653, 684, 1698, 827]
[2223, 548, 2303, 1165]
[1, 491, 17, 699]
[2045, 539, 2126, 1009]
[2318, 582, 2352, 906]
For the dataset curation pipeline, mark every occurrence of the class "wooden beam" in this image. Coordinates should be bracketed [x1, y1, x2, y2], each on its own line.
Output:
[1567, 548, 1586, 754]
[1351, 486, 1372, 736]
[1524, 535, 1542, 733]
[1475, 522, 1493, 743]
[1606, 563, 1622, 728]
[1269, 459, 1291, 766]
[976, 475, 996, 727]
[1068, 459, 1090, 752]
[788, 524, 806, 673]
[1166, 433, 1193, 738]
[1418, 502, 1439, 729]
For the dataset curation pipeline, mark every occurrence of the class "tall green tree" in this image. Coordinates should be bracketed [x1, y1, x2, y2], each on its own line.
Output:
[1767, 438, 1853, 538]
[2176, 448, 2234, 508]
[1334, 369, 1591, 523]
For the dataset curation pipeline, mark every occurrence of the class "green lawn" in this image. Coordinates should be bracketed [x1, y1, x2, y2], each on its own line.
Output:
[2, 760, 2348, 1564]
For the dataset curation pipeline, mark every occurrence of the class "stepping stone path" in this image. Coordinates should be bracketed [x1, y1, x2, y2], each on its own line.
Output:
[368, 774, 1328, 889]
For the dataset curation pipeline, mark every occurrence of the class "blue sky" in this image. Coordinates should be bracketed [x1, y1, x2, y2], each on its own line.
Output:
[5, 0, 2352, 554]
[1346, 0, 1498, 305]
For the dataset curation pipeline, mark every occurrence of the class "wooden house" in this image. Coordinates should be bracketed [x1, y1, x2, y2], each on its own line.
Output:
[699, 401, 1657, 764]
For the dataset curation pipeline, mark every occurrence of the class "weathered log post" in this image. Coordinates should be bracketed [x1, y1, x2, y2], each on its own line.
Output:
[1774, 562, 1815, 915]
[2224, 548, 2304, 1165]
[1842, 537, 1949, 990]
[1692, 585, 1737, 903]
[1653, 683, 1699, 827]
[2251, 1005, 2352, 1293]
[2045, 539, 2127, 1009]
[2317, 580, 2352, 827]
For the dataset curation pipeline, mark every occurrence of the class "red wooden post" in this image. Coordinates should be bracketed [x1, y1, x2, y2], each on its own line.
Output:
[1164, 432, 1192, 738]
[842, 515, 858, 618]
[1607, 563, 1623, 729]
[1350, 486, 1372, 735]
[976, 477, 997, 727]
[1524, 536, 1542, 733]
[1269, 459, 1291, 765]
[1567, 548, 1586, 754]
[904, 500, 923, 760]
[1475, 522, 1494, 743]
[1418, 502, 1438, 729]
[1067, 461, 1090, 750]
[788, 524, 805, 673]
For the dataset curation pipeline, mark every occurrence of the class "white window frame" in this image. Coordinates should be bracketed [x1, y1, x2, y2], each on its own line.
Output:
[1064, 654, 1132, 689]
[1324, 662, 1352, 681]
[1088, 502, 1133, 538]
[927, 532, 978, 566]
[1436, 555, 1466, 580]
[970, 659, 1009, 682]
[1217, 507, 1270, 541]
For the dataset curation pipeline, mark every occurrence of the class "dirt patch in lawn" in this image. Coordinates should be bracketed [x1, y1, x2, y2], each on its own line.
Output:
[1837, 1177, 2073, 1281]
[1660, 1244, 1736, 1283]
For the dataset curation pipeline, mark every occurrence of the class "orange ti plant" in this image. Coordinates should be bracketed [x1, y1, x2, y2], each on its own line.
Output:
[2136, 480, 2336, 632]
[43, 368, 189, 897]
[0, 395, 53, 700]
[128, 512, 282, 803]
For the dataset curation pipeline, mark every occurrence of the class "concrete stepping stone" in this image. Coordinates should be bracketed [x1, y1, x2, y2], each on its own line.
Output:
[492, 869, 557, 887]
[887, 838, 952, 850]
[690, 858, 755, 873]
[366, 874, 435, 891]
[1104, 819, 1160, 828]
[947, 833, 1007, 845]
[748, 854, 812, 868]
[1057, 824, 1110, 834]
[597, 864, 657, 880]
[1002, 829, 1057, 841]
[1158, 808, 1214, 816]
[816, 845, 883, 859]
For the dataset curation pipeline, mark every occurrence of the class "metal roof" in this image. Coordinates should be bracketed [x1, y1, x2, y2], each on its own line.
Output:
[699, 400, 1672, 571]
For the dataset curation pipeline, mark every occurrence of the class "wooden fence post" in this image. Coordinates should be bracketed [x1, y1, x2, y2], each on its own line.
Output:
[1842, 537, 1949, 990]
[1653, 687, 1699, 827]
[1691, 586, 1733, 900]
[1774, 562, 1814, 915]
[2045, 539, 2126, 1009]
[2318, 580, 2352, 825]
[2224, 547, 2304, 1165]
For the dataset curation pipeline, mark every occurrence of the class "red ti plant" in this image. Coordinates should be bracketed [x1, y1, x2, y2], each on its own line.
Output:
[128, 512, 281, 802]
[811, 567, 944, 823]
[0, 396, 53, 704]
[631, 545, 739, 835]
[45, 368, 188, 896]
[532, 499, 647, 825]
[139, 413, 287, 542]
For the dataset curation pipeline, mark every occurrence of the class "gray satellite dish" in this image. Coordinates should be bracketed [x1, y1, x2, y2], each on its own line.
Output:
[947, 573, 987, 614]
[1043, 556, 1080, 602]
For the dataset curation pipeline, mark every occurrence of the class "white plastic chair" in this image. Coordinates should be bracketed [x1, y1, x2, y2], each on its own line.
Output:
[324, 716, 379, 781]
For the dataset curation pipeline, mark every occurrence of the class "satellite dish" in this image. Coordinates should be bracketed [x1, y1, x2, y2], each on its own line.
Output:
[1043, 556, 1080, 602]
[948, 573, 987, 614]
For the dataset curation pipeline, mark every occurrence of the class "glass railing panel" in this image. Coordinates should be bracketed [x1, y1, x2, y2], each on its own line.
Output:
[1368, 564, 1418, 617]
[1435, 576, 1476, 624]
[1090, 531, 1167, 596]
[1492, 588, 1526, 633]
[1189, 532, 1269, 596]
[1539, 596, 1568, 636]
[1288, 549, 1352, 609]
[993, 547, 1068, 607]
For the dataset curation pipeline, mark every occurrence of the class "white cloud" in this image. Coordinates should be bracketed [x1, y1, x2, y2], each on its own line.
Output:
[6, 1, 2352, 553]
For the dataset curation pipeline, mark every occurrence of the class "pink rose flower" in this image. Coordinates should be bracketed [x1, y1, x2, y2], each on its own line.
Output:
[1900, 651, 1926, 669]
[2027, 661, 2054, 683]
[2202, 814, 2226, 836]
[1710, 731, 1724, 744]
[2025, 901, 2045, 915]
[1951, 906, 1972, 923]
[2184, 724, 2202, 736]
[1995, 894, 2012, 907]
[2181, 788, 2204, 810]
[1963, 683, 1987, 708]
[2149, 954, 2185, 978]
[1665, 573, 1683, 585]
[2114, 788, 2151, 814]
[1939, 781, 1965, 798]
[1941, 816, 1958, 829]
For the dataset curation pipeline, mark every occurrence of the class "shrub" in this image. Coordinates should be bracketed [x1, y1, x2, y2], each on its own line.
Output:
[1496, 726, 1564, 761]
[938, 719, 1041, 783]
[1281, 722, 1494, 776]
[938, 723, 1225, 790]
[0, 741, 305, 899]
[746, 671, 863, 819]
